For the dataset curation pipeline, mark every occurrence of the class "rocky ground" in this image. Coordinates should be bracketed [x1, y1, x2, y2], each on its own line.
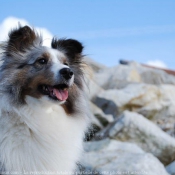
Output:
[79, 58, 175, 175]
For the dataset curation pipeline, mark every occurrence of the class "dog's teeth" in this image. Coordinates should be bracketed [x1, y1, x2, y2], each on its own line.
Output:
[63, 88, 68, 91]
[42, 86, 48, 92]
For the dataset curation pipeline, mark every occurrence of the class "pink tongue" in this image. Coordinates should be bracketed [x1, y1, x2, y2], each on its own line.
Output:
[53, 88, 68, 101]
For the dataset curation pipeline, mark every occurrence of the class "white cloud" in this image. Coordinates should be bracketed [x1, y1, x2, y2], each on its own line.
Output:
[146, 60, 167, 69]
[0, 16, 53, 46]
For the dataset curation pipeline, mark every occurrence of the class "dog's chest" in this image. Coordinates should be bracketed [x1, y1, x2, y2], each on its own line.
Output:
[0, 101, 87, 174]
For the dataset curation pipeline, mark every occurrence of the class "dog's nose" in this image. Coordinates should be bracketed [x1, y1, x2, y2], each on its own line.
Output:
[59, 68, 73, 80]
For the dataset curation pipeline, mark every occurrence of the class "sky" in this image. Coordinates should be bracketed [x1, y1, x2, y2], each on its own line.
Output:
[0, 0, 175, 68]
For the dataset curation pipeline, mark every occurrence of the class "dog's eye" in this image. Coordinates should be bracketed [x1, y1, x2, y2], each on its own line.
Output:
[37, 58, 47, 64]
[63, 62, 68, 66]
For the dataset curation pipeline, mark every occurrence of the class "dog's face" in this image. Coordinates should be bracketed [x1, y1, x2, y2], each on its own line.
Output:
[17, 47, 75, 103]
[0, 26, 85, 113]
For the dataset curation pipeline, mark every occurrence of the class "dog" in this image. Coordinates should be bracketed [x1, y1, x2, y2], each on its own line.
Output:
[0, 25, 90, 175]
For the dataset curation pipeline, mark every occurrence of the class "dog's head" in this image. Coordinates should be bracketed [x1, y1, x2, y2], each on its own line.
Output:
[0, 26, 85, 114]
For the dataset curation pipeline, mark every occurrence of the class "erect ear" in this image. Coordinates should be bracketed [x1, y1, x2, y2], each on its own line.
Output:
[6, 25, 40, 55]
[51, 38, 83, 59]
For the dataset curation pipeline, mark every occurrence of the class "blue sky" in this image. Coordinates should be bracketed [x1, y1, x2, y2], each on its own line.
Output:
[0, 0, 175, 68]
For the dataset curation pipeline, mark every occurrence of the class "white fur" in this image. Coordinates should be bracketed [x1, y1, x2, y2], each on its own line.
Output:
[0, 93, 89, 175]
[0, 30, 90, 175]
[48, 48, 75, 88]
[48, 48, 68, 76]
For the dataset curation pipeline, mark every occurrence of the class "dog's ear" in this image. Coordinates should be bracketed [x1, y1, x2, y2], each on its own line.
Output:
[51, 38, 83, 60]
[6, 25, 39, 55]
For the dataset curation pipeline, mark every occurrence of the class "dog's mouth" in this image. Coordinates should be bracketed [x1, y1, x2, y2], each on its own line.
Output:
[38, 84, 69, 101]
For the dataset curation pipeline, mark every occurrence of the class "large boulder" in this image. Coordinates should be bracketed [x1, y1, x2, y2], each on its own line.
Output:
[95, 111, 175, 165]
[93, 83, 175, 136]
[81, 139, 169, 175]
[83, 138, 144, 154]
[93, 96, 119, 118]
[89, 102, 113, 126]
[85, 78, 104, 100]
[166, 161, 175, 175]
[84, 57, 106, 73]
[85, 102, 114, 141]
[93, 62, 175, 90]
[93, 62, 141, 90]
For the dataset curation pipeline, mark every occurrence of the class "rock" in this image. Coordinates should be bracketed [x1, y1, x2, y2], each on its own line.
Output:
[88, 112, 103, 129]
[85, 103, 114, 141]
[137, 85, 175, 137]
[140, 65, 175, 85]
[85, 78, 104, 100]
[81, 58, 104, 101]
[166, 161, 175, 175]
[83, 59, 175, 173]
[82, 152, 169, 175]
[83, 138, 144, 154]
[93, 62, 175, 90]
[0, 45, 4, 66]
[93, 83, 175, 136]
[85, 57, 106, 73]
[94, 62, 141, 90]
[94, 83, 161, 109]
[81, 139, 169, 175]
[89, 102, 114, 126]
[95, 111, 175, 165]
[93, 97, 119, 118]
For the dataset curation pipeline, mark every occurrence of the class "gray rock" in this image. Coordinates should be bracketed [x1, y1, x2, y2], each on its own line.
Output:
[94, 62, 175, 90]
[85, 78, 104, 100]
[166, 161, 175, 175]
[89, 112, 103, 129]
[96, 111, 175, 165]
[89, 102, 114, 126]
[83, 138, 144, 154]
[85, 57, 106, 73]
[85, 102, 114, 141]
[94, 83, 175, 136]
[93, 62, 141, 90]
[81, 139, 169, 175]
[93, 97, 119, 118]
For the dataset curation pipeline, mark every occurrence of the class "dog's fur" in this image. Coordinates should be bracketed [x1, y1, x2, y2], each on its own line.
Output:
[0, 26, 90, 175]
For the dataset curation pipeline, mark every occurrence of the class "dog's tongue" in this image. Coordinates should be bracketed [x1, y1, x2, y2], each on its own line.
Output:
[53, 88, 68, 101]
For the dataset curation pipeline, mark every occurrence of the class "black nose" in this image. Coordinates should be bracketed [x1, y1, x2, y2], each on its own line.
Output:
[59, 68, 73, 80]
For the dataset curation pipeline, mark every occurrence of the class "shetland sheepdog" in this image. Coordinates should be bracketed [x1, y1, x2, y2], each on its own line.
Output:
[0, 25, 89, 175]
